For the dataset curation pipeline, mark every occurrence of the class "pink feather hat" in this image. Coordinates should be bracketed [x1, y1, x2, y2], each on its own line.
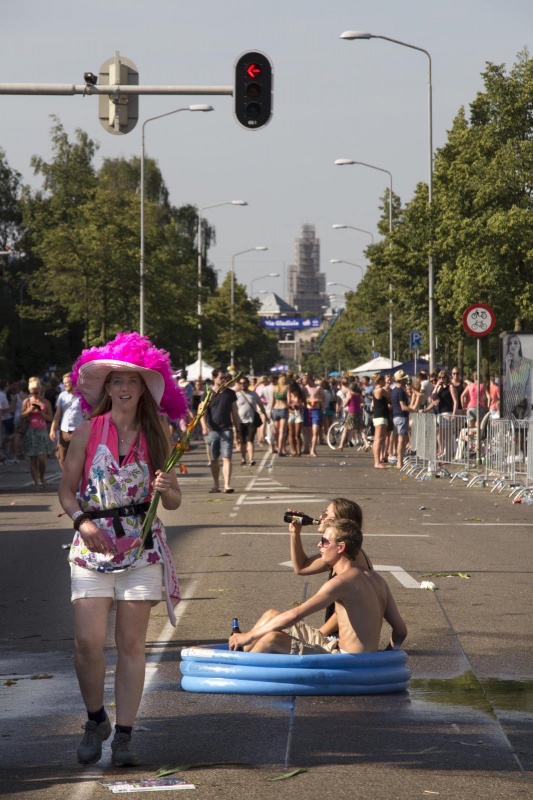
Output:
[72, 332, 188, 421]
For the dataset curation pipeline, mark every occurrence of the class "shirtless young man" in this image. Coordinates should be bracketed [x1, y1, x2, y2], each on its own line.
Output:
[229, 518, 407, 655]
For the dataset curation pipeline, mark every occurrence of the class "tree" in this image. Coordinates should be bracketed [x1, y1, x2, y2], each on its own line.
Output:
[203, 274, 279, 371]
[434, 50, 533, 364]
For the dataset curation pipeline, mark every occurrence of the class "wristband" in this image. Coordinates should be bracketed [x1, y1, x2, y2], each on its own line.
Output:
[73, 513, 92, 532]
[72, 510, 84, 524]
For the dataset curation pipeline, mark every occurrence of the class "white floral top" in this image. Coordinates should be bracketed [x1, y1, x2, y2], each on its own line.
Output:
[68, 413, 164, 573]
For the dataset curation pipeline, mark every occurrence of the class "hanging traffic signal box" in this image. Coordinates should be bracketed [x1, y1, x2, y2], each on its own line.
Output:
[234, 51, 273, 130]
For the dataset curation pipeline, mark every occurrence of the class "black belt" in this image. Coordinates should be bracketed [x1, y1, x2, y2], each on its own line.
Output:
[86, 502, 152, 547]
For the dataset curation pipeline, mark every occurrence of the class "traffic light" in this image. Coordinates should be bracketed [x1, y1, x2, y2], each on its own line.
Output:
[234, 50, 273, 130]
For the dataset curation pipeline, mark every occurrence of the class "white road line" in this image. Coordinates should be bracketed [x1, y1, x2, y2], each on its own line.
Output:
[241, 497, 329, 504]
[374, 565, 421, 588]
[144, 581, 198, 689]
[422, 522, 533, 527]
[221, 531, 430, 537]
[278, 560, 421, 588]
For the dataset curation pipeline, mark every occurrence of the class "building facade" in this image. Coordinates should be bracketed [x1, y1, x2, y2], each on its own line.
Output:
[287, 224, 327, 316]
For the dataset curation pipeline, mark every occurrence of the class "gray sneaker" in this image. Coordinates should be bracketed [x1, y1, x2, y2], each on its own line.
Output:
[111, 731, 140, 767]
[77, 714, 112, 764]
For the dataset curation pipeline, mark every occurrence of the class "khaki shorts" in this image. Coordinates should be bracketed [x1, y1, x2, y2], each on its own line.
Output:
[71, 563, 164, 602]
[285, 621, 340, 655]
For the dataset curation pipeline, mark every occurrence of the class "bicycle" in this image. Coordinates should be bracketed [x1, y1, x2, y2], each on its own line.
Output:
[327, 418, 345, 450]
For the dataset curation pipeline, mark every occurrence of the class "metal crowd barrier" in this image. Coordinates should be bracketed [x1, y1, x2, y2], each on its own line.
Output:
[402, 412, 533, 501]
[403, 413, 437, 479]
[466, 417, 518, 491]
[509, 420, 533, 501]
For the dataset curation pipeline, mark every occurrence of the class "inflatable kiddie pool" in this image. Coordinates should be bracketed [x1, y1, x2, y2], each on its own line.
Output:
[180, 645, 410, 696]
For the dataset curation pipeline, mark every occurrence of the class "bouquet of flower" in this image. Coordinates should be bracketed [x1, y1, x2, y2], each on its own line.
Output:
[135, 372, 242, 557]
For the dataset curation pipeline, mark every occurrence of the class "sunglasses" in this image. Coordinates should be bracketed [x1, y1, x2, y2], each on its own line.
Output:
[319, 537, 334, 547]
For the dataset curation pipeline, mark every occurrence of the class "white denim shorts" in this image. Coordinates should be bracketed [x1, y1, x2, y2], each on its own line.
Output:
[71, 563, 164, 602]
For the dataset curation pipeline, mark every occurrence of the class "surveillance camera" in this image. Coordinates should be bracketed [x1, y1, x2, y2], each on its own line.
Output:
[84, 72, 98, 86]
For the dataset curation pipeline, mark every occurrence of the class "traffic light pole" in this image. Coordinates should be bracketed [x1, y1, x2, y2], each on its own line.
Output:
[0, 84, 233, 95]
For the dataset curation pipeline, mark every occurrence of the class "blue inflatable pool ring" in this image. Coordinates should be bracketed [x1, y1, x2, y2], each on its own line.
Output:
[180, 645, 410, 696]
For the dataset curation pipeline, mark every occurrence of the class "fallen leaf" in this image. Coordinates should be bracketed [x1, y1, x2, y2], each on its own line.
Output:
[30, 674, 53, 680]
[267, 768, 308, 782]
[216, 553, 231, 557]
[4, 679, 17, 686]
[155, 762, 249, 776]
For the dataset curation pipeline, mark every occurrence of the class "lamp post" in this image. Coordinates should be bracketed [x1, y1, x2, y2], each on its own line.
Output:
[197, 200, 247, 378]
[340, 30, 434, 370]
[230, 246, 268, 370]
[327, 281, 354, 292]
[334, 159, 394, 367]
[250, 272, 280, 297]
[139, 104, 213, 336]
[329, 259, 365, 282]
[332, 224, 375, 244]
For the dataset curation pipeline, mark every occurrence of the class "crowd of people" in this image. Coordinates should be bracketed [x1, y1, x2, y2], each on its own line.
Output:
[180, 365, 500, 481]
[0, 364, 501, 486]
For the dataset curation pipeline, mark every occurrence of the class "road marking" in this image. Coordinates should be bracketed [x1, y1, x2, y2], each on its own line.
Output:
[240, 496, 329, 505]
[373, 565, 421, 588]
[278, 560, 421, 588]
[221, 531, 430, 537]
[422, 522, 533, 527]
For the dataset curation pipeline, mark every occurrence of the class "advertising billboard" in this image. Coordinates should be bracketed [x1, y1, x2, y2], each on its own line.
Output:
[500, 331, 533, 420]
[261, 317, 321, 329]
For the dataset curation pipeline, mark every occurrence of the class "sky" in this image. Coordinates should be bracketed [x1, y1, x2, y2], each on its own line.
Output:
[2, 1, 532, 308]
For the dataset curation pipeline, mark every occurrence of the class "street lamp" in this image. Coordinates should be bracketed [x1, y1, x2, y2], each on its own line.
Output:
[334, 159, 394, 367]
[250, 272, 280, 296]
[332, 224, 375, 244]
[197, 200, 247, 377]
[340, 30, 434, 370]
[329, 258, 365, 281]
[230, 246, 268, 370]
[327, 281, 354, 292]
[140, 104, 213, 335]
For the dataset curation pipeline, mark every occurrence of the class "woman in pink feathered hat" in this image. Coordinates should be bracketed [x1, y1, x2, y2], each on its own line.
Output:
[59, 332, 187, 768]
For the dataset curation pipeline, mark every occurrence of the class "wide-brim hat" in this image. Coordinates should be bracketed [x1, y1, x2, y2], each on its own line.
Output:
[72, 332, 188, 421]
[393, 369, 408, 382]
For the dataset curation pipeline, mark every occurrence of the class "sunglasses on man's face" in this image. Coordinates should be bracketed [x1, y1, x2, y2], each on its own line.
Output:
[319, 536, 334, 548]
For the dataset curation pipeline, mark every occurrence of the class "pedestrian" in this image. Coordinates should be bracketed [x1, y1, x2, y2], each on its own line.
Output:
[58, 331, 188, 767]
[20, 377, 53, 490]
[287, 380, 306, 456]
[270, 374, 289, 456]
[302, 373, 324, 457]
[371, 374, 391, 468]
[49, 372, 85, 468]
[201, 369, 241, 493]
[461, 372, 487, 428]
[390, 370, 411, 469]
[235, 375, 264, 466]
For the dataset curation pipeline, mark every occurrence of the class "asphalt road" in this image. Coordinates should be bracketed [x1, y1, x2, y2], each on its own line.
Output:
[1, 444, 532, 799]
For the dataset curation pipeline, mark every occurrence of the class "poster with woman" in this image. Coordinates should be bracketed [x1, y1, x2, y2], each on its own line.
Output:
[500, 332, 533, 419]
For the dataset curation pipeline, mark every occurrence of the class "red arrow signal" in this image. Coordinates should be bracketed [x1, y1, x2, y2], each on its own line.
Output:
[246, 63, 261, 79]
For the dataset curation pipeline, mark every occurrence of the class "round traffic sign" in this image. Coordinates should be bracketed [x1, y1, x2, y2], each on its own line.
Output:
[462, 303, 496, 337]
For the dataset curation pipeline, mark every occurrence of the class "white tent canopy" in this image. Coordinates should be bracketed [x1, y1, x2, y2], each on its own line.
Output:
[349, 356, 401, 375]
[182, 358, 215, 381]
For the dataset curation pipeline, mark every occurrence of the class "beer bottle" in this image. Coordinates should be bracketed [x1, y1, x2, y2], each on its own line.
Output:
[283, 511, 320, 526]
[231, 618, 243, 651]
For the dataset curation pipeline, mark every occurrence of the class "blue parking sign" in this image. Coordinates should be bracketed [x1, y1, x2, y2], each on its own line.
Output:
[409, 331, 422, 350]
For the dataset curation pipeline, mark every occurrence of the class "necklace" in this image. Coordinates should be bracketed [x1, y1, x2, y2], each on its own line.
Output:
[116, 426, 138, 444]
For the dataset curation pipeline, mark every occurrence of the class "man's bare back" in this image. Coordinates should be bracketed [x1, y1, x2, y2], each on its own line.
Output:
[329, 566, 391, 652]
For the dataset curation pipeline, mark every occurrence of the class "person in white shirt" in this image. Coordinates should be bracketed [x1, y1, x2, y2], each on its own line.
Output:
[50, 373, 85, 468]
